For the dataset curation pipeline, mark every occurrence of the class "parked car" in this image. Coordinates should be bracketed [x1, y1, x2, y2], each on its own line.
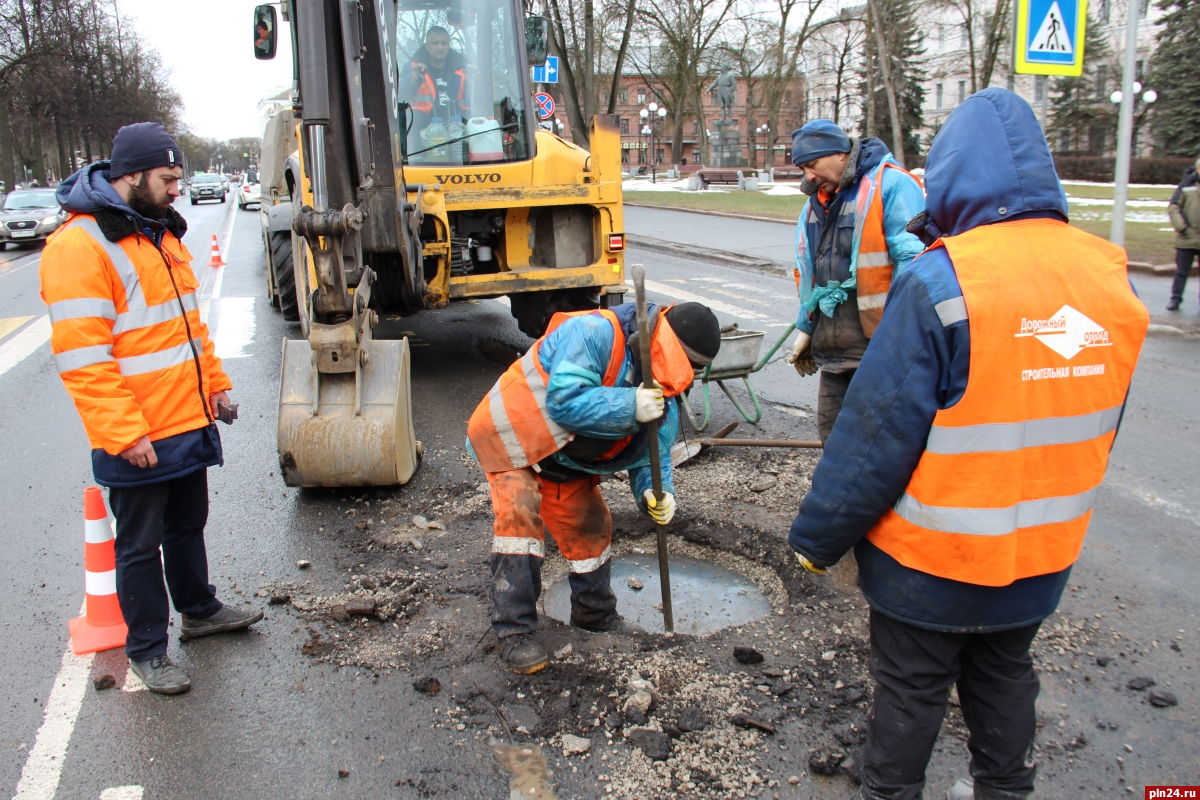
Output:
[237, 180, 261, 210]
[0, 188, 65, 248]
[190, 173, 226, 205]
[221, 175, 231, 193]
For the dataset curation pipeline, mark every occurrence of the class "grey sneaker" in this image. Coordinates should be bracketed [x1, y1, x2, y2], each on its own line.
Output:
[499, 633, 549, 674]
[129, 654, 192, 695]
[180, 604, 264, 641]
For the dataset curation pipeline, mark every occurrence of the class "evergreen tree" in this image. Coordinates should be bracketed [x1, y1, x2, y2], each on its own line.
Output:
[859, 0, 926, 156]
[1146, 0, 1200, 156]
[1049, 17, 1117, 154]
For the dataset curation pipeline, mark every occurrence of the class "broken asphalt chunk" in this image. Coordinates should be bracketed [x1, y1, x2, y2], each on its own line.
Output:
[808, 748, 846, 776]
[1148, 690, 1178, 708]
[749, 476, 777, 493]
[268, 595, 291, 605]
[560, 734, 591, 755]
[93, 675, 115, 691]
[676, 705, 709, 733]
[627, 728, 672, 760]
[1126, 677, 1155, 691]
[345, 598, 376, 616]
[627, 576, 644, 590]
[733, 646, 764, 665]
[412, 676, 441, 694]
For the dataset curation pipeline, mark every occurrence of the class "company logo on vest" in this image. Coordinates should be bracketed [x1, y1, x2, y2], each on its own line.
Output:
[1015, 304, 1112, 360]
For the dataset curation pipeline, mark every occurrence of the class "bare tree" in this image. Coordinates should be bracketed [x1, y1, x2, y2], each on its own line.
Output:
[867, 0, 905, 165]
[936, 0, 1012, 93]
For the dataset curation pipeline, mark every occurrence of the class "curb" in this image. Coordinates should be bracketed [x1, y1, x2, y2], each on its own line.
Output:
[626, 234, 785, 274]
[624, 202, 796, 227]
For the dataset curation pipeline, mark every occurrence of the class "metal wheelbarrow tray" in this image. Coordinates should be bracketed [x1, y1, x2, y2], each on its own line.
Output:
[680, 323, 797, 432]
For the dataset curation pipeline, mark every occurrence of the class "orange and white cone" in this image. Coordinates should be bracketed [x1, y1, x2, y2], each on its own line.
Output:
[67, 487, 128, 655]
[206, 233, 225, 267]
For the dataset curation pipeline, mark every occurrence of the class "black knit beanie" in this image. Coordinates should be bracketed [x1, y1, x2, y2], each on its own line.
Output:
[665, 302, 721, 367]
[110, 122, 184, 178]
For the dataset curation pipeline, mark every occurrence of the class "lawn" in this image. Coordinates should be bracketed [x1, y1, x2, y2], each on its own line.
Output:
[625, 185, 1178, 266]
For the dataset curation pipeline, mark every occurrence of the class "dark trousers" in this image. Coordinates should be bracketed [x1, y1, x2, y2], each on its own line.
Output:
[817, 368, 856, 444]
[1170, 249, 1200, 302]
[859, 610, 1040, 800]
[108, 469, 222, 661]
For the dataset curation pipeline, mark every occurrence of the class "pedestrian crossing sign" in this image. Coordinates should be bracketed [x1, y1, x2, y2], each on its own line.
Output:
[1015, 0, 1088, 76]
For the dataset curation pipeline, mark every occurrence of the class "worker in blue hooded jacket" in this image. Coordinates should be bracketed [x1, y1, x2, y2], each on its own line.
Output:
[788, 89, 1148, 800]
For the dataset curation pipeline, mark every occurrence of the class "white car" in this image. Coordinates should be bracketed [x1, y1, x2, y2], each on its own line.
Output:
[237, 181, 262, 210]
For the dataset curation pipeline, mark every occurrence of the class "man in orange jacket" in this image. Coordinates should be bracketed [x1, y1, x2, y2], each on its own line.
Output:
[41, 123, 261, 695]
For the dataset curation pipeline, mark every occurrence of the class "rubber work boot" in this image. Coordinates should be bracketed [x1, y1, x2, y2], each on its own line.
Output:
[499, 633, 549, 674]
[129, 654, 192, 695]
[180, 605, 264, 641]
[572, 612, 645, 635]
[1167, 299, 1182, 311]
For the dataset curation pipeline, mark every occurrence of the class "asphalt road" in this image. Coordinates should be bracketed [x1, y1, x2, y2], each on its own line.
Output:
[1, 202, 1197, 799]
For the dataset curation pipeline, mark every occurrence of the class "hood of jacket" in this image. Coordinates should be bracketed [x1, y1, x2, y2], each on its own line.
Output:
[55, 161, 186, 243]
[923, 88, 1068, 238]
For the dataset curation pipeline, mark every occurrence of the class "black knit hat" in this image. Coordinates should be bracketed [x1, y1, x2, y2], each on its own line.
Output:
[109, 122, 183, 178]
[665, 302, 721, 367]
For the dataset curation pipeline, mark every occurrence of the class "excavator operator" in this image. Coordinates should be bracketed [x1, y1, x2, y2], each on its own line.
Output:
[404, 25, 470, 132]
[466, 302, 721, 674]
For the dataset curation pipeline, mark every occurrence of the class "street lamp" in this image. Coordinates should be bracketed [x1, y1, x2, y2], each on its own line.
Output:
[640, 104, 668, 182]
[756, 123, 770, 170]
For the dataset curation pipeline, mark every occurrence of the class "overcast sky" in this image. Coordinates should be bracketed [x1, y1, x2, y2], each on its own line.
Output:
[119, 0, 293, 141]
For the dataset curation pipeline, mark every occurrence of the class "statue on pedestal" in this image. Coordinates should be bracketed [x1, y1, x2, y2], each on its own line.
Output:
[707, 66, 737, 123]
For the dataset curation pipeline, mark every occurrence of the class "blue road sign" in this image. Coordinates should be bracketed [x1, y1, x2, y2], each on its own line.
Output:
[531, 56, 559, 84]
[1015, 0, 1087, 76]
[535, 93, 555, 119]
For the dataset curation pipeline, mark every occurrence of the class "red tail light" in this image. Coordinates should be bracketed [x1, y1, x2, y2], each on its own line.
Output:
[608, 233, 625, 252]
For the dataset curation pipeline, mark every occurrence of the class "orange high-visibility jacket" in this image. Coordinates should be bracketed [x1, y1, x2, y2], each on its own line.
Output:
[39, 213, 231, 456]
[865, 219, 1149, 586]
[467, 308, 694, 474]
[853, 162, 923, 336]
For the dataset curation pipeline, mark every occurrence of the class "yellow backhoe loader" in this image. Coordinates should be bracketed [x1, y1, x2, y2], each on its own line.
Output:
[252, 0, 626, 487]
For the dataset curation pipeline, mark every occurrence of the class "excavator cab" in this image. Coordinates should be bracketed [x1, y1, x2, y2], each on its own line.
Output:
[256, 0, 623, 488]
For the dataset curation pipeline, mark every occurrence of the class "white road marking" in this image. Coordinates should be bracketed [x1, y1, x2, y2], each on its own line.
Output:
[0, 315, 51, 379]
[628, 278, 783, 326]
[213, 297, 256, 359]
[121, 669, 147, 693]
[198, 198, 239, 322]
[11, 646, 94, 800]
[100, 788, 144, 800]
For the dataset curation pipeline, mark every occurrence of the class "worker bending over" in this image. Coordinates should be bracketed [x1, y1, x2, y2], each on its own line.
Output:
[467, 302, 720, 674]
[786, 120, 925, 442]
[788, 89, 1148, 800]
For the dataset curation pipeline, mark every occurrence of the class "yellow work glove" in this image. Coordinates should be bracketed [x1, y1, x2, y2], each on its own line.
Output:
[642, 489, 675, 525]
[635, 386, 665, 422]
[785, 331, 818, 377]
[794, 552, 827, 574]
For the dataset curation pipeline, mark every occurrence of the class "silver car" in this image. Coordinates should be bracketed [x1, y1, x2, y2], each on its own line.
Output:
[0, 189, 65, 248]
[190, 174, 227, 205]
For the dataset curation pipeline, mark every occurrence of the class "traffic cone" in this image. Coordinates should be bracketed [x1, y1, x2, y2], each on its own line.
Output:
[206, 233, 225, 267]
[67, 487, 128, 655]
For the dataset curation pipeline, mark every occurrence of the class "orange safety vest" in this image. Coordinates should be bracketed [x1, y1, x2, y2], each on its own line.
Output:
[39, 213, 231, 455]
[467, 308, 694, 474]
[411, 63, 467, 116]
[853, 162, 923, 337]
[865, 219, 1148, 586]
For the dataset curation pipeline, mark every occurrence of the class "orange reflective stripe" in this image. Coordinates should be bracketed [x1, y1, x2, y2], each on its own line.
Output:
[866, 219, 1149, 586]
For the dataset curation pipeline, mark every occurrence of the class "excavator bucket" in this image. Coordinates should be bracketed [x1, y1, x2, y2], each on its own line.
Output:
[277, 336, 421, 487]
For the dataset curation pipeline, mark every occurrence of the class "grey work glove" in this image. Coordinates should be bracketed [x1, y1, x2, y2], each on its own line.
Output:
[785, 331, 818, 377]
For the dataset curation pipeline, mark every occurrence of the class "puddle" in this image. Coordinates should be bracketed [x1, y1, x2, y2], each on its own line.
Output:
[492, 742, 557, 799]
[543, 554, 772, 636]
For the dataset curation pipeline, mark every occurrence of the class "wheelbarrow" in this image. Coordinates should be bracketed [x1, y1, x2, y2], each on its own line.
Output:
[680, 322, 797, 432]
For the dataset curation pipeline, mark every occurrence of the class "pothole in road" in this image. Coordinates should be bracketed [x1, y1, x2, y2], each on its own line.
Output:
[542, 538, 781, 636]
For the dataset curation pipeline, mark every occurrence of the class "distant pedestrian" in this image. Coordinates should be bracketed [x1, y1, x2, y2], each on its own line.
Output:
[1166, 156, 1200, 311]
[788, 90, 1148, 800]
[40, 122, 260, 695]
[785, 120, 926, 442]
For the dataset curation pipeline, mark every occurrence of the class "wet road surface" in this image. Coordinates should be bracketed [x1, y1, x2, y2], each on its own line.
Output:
[1, 202, 1197, 798]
